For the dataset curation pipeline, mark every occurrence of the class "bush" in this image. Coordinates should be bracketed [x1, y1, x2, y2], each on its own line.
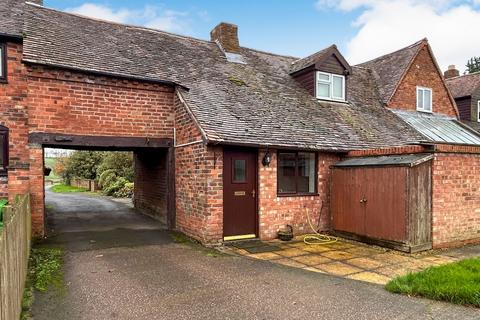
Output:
[68, 151, 104, 180]
[97, 152, 134, 182]
[98, 169, 117, 188]
[102, 176, 129, 196]
[114, 182, 134, 198]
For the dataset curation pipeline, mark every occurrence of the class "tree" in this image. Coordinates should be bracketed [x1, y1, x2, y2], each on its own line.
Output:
[67, 151, 104, 180]
[97, 152, 134, 182]
[466, 57, 480, 74]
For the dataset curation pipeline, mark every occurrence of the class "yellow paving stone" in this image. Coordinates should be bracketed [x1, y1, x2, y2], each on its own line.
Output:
[291, 254, 332, 266]
[370, 253, 414, 264]
[303, 267, 326, 274]
[274, 258, 307, 268]
[276, 248, 309, 258]
[247, 252, 282, 260]
[315, 261, 363, 276]
[345, 257, 386, 270]
[375, 266, 411, 278]
[302, 245, 333, 253]
[324, 242, 357, 250]
[344, 246, 384, 257]
[320, 250, 357, 261]
[287, 241, 309, 248]
[346, 272, 391, 285]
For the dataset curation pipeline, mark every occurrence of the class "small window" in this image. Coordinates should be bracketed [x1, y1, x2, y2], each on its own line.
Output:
[0, 126, 8, 175]
[0, 43, 6, 82]
[316, 71, 345, 101]
[233, 159, 246, 183]
[278, 151, 317, 195]
[477, 101, 480, 122]
[416, 87, 432, 112]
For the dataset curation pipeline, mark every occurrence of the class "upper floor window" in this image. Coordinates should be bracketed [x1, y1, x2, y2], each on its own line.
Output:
[0, 43, 6, 82]
[277, 151, 317, 196]
[416, 86, 432, 112]
[0, 126, 8, 176]
[316, 71, 345, 101]
[477, 101, 480, 122]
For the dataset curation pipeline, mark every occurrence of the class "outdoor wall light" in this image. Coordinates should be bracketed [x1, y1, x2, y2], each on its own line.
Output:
[262, 150, 272, 167]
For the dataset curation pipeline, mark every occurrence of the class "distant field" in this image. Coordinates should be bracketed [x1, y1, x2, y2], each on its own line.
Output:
[44, 157, 60, 179]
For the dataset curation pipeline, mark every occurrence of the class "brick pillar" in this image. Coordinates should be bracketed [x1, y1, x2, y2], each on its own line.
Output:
[29, 144, 45, 236]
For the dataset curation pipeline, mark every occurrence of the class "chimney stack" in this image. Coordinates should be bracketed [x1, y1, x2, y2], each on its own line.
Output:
[210, 22, 240, 54]
[444, 65, 460, 79]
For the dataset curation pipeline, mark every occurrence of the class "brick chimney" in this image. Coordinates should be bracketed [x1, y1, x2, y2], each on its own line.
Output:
[444, 65, 460, 79]
[210, 22, 240, 54]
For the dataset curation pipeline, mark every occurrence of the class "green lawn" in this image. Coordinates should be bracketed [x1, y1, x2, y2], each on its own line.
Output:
[386, 257, 480, 307]
[51, 184, 86, 193]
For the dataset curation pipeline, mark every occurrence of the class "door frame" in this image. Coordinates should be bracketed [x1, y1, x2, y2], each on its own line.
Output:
[222, 147, 259, 239]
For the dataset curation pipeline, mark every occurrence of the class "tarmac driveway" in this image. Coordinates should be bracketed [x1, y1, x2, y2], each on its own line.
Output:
[32, 188, 480, 320]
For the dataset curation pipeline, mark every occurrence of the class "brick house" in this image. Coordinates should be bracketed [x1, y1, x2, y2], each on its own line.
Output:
[2, 1, 480, 251]
[444, 67, 480, 130]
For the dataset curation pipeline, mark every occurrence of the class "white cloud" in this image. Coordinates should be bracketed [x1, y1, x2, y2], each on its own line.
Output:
[66, 3, 192, 34]
[315, 0, 480, 72]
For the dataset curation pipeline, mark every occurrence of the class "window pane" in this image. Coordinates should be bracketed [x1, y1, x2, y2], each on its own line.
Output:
[0, 137, 4, 167]
[424, 90, 432, 111]
[233, 159, 246, 182]
[297, 152, 316, 193]
[417, 89, 423, 109]
[317, 73, 330, 81]
[278, 153, 296, 193]
[0, 47, 3, 78]
[332, 76, 344, 99]
[317, 83, 330, 98]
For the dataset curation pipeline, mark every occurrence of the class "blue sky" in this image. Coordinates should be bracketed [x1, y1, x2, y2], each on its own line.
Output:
[44, 0, 480, 71]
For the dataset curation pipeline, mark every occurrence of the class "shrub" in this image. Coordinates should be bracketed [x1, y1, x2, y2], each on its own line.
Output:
[103, 177, 129, 196]
[114, 182, 134, 198]
[98, 169, 117, 188]
[97, 152, 134, 182]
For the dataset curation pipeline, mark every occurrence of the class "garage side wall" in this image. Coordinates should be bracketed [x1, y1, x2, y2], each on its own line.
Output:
[173, 93, 223, 244]
[134, 149, 169, 224]
[432, 153, 480, 247]
[258, 150, 338, 240]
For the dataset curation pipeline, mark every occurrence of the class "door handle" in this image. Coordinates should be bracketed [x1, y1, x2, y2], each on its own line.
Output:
[360, 197, 367, 203]
[251, 189, 256, 198]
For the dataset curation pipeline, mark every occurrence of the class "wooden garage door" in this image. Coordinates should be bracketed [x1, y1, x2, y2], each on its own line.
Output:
[332, 167, 408, 242]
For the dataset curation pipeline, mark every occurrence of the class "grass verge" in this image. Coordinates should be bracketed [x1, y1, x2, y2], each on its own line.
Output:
[51, 184, 86, 193]
[385, 257, 480, 307]
[21, 247, 65, 320]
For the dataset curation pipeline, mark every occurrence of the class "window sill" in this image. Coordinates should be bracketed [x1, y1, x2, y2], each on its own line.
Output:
[416, 108, 433, 114]
[277, 193, 319, 198]
[316, 97, 347, 103]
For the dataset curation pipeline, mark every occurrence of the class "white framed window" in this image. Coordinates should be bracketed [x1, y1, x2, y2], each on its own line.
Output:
[477, 100, 480, 122]
[0, 43, 5, 82]
[416, 86, 432, 112]
[316, 71, 345, 101]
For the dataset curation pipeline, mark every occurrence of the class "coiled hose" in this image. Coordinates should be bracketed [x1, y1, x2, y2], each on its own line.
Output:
[303, 205, 338, 245]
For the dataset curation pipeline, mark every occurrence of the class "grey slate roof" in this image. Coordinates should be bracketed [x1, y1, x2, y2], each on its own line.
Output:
[19, 4, 449, 151]
[0, 0, 28, 38]
[358, 40, 424, 104]
[334, 153, 433, 167]
[446, 72, 480, 99]
[289, 46, 331, 74]
[392, 110, 480, 145]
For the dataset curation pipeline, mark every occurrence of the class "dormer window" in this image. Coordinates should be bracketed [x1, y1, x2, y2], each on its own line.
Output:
[316, 71, 345, 101]
[416, 86, 432, 112]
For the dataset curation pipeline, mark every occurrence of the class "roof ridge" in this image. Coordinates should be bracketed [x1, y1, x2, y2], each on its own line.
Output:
[446, 70, 480, 81]
[356, 38, 426, 66]
[241, 46, 299, 60]
[291, 44, 335, 65]
[25, 2, 215, 46]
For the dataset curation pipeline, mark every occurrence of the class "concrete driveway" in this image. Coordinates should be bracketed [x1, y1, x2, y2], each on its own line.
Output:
[32, 188, 480, 320]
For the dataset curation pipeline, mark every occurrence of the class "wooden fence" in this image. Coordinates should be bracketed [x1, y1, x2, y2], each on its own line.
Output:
[0, 194, 31, 320]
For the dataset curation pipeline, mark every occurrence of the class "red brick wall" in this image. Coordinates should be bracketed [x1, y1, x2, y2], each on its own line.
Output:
[173, 93, 223, 244]
[389, 45, 458, 118]
[134, 149, 168, 224]
[258, 149, 339, 240]
[26, 65, 175, 137]
[432, 153, 480, 248]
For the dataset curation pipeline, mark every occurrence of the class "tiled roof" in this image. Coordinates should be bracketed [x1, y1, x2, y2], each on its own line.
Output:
[0, 0, 27, 38]
[358, 40, 425, 104]
[446, 72, 480, 99]
[22, 4, 426, 151]
[289, 46, 332, 74]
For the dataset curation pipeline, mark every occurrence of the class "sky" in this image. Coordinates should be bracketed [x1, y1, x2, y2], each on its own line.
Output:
[44, 0, 480, 72]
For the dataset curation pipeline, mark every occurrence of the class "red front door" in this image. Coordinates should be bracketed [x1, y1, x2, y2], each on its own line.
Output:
[223, 149, 257, 239]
